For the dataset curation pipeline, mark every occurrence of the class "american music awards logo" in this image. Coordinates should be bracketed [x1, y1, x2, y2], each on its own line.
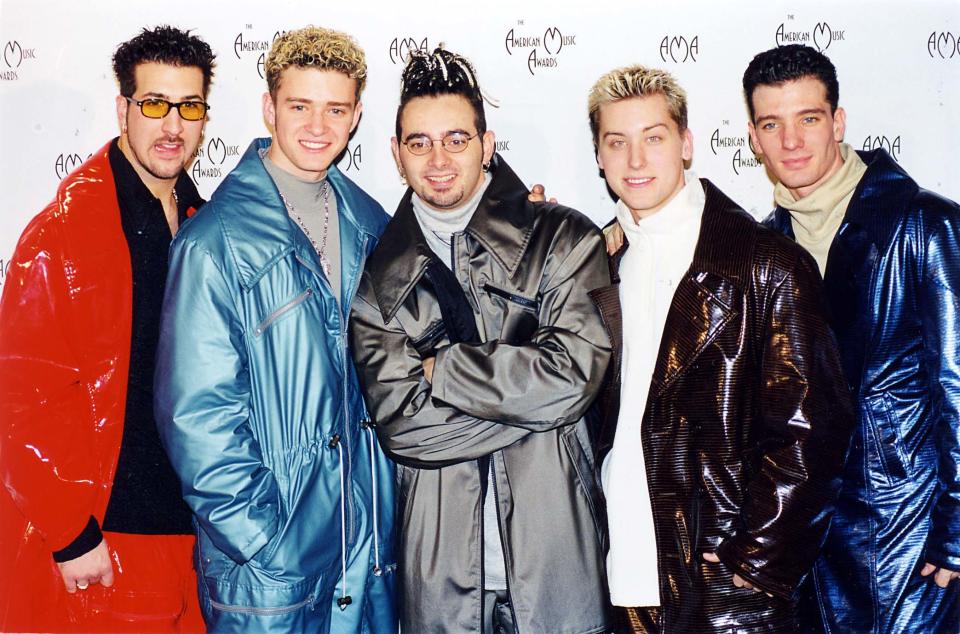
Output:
[928, 32, 960, 59]
[775, 17, 846, 52]
[54, 151, 92, 180]
[192, 136, 241, 183]
[1, 40, 37, 81]
[710, 124, 761, 177]
[503, 21, 578, 76]
[659, 36, 698, 63]
[338, 144, 362, 172]
[389, 37, 429, 64]
[234, 28, 284, 79]
[0, 257, 11, 291]
[862, 135, 901, 162]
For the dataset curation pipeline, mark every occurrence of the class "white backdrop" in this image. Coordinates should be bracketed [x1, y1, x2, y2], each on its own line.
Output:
[2, 0, 959, 295]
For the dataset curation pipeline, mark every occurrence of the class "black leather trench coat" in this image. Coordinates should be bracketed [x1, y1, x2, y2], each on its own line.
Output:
[594, 180, 856, 633]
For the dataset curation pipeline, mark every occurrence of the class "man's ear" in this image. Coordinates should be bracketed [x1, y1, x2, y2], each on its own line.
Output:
[481, 130, 496, 166]
[116, 95, 129, 134]
[262, 91, 276, 131]
[832, 106, 846, 142]
[681, 127, 694, 162]
[350, 101, 363, 134]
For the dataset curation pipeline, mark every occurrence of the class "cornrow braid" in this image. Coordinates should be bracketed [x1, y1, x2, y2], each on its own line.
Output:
[395, 46, 493, 140]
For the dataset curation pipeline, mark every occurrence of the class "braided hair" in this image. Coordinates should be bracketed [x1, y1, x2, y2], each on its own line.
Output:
[395, 47, 488, 139]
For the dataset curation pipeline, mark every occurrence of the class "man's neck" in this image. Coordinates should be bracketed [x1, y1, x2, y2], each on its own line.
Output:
[267, 144, 327, 182]
[118, 135, 179, 234]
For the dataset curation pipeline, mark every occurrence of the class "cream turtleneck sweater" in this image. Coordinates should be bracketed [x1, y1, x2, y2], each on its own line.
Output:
[774, 143, 867, 276]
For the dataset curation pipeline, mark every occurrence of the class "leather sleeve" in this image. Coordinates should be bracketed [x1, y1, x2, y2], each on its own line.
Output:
[921, 208, 960, 571]
[430, 230, 612, 428]
[0, 211, 102, 553]
[717, 247, 856, 599]
[350, 276, 531, 469]
[154, 235, 279, 564]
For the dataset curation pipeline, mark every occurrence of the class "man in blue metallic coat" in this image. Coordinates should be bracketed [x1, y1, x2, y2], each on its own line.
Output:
[155, 27, 396, 632]
[744, 44, 960, 633]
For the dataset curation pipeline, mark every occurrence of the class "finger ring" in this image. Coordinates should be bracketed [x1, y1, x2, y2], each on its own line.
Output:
[76, 581, 89, 590]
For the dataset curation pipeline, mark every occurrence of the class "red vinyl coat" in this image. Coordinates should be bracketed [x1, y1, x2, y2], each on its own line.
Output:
[0, 142, 133, 629]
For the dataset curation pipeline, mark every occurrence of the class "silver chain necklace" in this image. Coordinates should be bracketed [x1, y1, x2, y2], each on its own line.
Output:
[281, 183, 333, 278]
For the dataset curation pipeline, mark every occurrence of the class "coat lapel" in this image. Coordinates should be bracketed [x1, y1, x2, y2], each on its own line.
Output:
[647, 180, 754, 399]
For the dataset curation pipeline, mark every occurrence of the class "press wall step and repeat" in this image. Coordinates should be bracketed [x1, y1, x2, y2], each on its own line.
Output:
[1, 0, 958, 293]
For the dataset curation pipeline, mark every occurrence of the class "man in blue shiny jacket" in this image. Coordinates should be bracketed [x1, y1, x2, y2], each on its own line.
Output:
[744, 44, 960, 633]
[155, 27, 396, 632]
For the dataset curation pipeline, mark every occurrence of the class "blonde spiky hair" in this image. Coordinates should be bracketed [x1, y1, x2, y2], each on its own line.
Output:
[587, 65, 688, 148]
[265, 26, 367, 99]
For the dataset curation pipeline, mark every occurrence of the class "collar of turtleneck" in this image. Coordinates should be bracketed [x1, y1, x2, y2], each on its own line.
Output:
[615, 171, 704, 240]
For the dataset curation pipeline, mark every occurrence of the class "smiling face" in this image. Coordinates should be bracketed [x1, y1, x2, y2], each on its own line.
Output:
[748, 76, 846, 200]
[391, 94, 495, 212]
[263, 67, 362, 182]
[115, 62, 206, 193]
[596, 94, 693, 222]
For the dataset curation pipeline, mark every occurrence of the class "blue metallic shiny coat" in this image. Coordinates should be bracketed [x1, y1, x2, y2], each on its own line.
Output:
[767, 149, 960, 633]
[155, 139, 396, 633]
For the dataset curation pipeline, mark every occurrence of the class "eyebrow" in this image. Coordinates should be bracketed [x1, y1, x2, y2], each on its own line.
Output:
[284, 97, 354, 107]
[756, 107, 827, 123]
[402, 128, 472, 142]
[601, 122, 668, 139]
[141, 91, 204, 101]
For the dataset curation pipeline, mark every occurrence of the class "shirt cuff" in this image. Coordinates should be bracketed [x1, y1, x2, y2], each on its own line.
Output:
[52, 516, 103, 563]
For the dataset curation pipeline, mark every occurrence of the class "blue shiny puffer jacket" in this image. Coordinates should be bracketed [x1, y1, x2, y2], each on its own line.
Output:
[155, 139, 396, 633]
[767, 149, 960, 634]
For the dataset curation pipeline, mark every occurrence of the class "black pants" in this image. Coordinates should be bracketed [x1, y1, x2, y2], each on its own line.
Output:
[482, 589, 516, 634]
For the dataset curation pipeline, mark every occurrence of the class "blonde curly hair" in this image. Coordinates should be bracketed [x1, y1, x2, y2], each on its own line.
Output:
[588, 65, 688, 147]
[265, 26, 367, 99]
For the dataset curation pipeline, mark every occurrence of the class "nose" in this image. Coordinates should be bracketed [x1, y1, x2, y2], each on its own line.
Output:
[427, 141, 450, 168]
[781, 123, 803, 151]
[628, 143, 646, 170]
[305, 109, 328, 136]
[161, 107, 184, 136]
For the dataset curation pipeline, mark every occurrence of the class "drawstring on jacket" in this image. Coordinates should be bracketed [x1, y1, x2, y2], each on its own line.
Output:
[364, 424, 382, 576]
[330, 434, 352, 609]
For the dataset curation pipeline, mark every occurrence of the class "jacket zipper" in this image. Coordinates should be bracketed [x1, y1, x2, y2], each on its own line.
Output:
[209, 594, 314, 615]
[253, 287, 313, 336]
[482, 282, 538, 310]
[338, 234, 369, 544]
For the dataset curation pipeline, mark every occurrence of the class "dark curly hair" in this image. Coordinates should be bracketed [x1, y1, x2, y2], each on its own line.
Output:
[112, 25, 216, 97]
[395, 46, 486, 139]
[742, 44, 838, 122]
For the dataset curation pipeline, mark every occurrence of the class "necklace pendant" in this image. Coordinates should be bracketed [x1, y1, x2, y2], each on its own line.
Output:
[320, 255, 332, 279]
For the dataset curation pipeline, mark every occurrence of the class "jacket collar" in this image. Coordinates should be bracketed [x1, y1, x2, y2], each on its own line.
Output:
[611, 178, 754, 293]
[609, 179, 756, 399]
[769, 148, 916, 250]
[365, 153, 533, 322]
[214, 138, 383, 290]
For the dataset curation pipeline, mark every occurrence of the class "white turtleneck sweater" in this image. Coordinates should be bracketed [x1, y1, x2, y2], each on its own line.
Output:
[602, 172, 705, 607]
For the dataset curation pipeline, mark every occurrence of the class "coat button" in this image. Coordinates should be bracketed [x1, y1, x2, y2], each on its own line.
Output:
[328, 434, 341, 448]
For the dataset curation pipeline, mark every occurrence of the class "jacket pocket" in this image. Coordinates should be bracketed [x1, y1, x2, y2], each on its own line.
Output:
[865, 393, 909, 483]
[253, 287, 313, 337]
[482, 282, 539, 312]
[560, 425, 605, 545]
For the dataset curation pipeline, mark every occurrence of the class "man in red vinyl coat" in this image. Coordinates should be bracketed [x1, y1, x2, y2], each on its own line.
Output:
[0, 26, 214, 632]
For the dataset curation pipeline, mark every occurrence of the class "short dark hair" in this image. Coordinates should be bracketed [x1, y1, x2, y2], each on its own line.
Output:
[112, 25, 216, 98]
[742, 44, 838, 122]
[395, 47, 486, 139]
